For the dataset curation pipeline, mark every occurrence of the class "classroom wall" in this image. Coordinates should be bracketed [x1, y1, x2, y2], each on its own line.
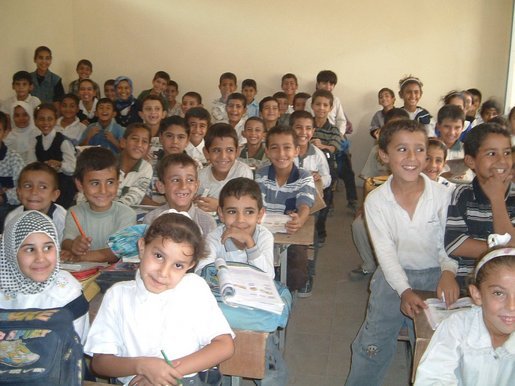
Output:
[1, 0, 513, 176]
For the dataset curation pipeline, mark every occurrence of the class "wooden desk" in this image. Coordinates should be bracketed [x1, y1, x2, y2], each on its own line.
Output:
[273, 215, 315, 246]
[412, 290, 436, 382]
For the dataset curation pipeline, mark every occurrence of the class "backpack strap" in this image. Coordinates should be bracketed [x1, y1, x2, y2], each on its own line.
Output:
[63, 293, 89, 320]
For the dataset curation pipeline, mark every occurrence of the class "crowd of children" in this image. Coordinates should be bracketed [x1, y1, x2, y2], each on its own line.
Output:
[0, 45, 514, 385]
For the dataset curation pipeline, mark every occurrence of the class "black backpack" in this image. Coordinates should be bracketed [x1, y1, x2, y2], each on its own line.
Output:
[0, 296, 87, 386]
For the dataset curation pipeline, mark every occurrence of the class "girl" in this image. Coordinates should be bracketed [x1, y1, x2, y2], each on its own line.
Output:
[85, 212, 234, 386]
[369, 87, 395, 139]
[415, 246, 515, 385]
[30, 46, 65, 104]
[57, 93, 87, 146]
[398, 75, 434, 136]
[4, 101, 39, 162]
[77, 78, 98, 125]
[0, 210, 89, 343]
[114, 76, 141, 127]
[27, 103, 77, 209]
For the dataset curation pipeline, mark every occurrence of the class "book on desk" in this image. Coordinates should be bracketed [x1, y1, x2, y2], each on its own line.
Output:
[423, 297, 473, 330]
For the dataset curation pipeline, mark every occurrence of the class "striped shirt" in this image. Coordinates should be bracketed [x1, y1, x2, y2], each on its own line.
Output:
[255, 164, 315, 214]
[444, 178, 515, 276]
[313, 119, 342, 153]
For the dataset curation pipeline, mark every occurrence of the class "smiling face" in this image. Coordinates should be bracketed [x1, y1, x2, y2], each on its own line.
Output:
[243, 120, 265, 146]
[17, 170, 60, 213]
[121, 127, 150, 161]
[96, 102, 116, 125]
[423, 145, 446, 181]
[156, 164, 198, 211]
[165, 84, 178, 103]
[152, 78, 168, 94]
[218, 195, 264, 237]
[138, 237, 195, 294]
[311, 96, 332, 121]
[281, 78, 298, 97]
[379, 129, 427, 184]
[79, 80, 95, 103]
[139, 100, 165, 127]
[13, 80, 32, 100]
[265, 133, 299, 172]
[438, 118, 464, 148]
[160, 125, 189, 155]
[187, 117, 208, 146]
[116, 80, 132, 101]
[219, 79, 237, 100]
[104, 84, 116, 101]
[379, 90, 395, 109]
[464, 133, 512, 186]
[242, 86, 256, 104]
[13, 106, 30, 128]
[60, 97, 80, 120]
[481, 108, 499, 123]
[226, 99, 246, 126]
[261, 100, 280, 123]
[34, 50, 51, 74]
[76, 167, 119, 212]
[469, 265, 515, 347]
[400, 83, 422, 112]
[76, 63, 92, 80]
[35, 108, 57, 136]
[181, 95, 200, 115]
[17, 232, 57, 283]
[292, 117, 314, 150]
[205, 137, 237, 180]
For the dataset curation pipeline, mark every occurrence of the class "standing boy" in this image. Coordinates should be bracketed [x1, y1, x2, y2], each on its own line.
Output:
[242, 79, 259, 118]
[62, 147, 136, 263]
[281, 73, 298, 113]
[68, 59, 101, 99]
[259, 97, 280, 130]
[181, 91, 203, 117]
[137, 71, 171, 111]
[185, 107, 210, 165]
[345, 120, 459, 386]
[165, 80, 182, 116]
[226, 92, 247, 144]
[444, 123, 515, 285]
[255, 126, 316, 291]
[212, 72, 237, 123]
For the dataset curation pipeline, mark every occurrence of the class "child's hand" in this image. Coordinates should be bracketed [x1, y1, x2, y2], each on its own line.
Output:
[88, 126, 101, 138]
[60, 249, 79, 262]
[285, 212, 302, 234]
[312, 171, 321, 182]
[311, 138, 322, 147]
[437, 271, 459, 308]
[133, 357, 184, 386]
[222, 226, 254, 249]
[195, 196, 218, 212]
[71, 235, 92, 256]
[104, 131, 118, 146]
[45, 159, 61, 171]
[400, 288, 427, 318]
[480, 171, 511, 203]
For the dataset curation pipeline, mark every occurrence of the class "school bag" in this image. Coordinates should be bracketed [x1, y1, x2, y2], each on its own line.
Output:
[0, 299, 86, 386]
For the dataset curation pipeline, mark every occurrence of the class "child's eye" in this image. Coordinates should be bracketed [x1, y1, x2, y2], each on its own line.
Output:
[22, 183, 32, 189]
[504, 150, 512, 156]
[486, 151, 496, 157]
[227, 209, 237, 215]
[39, 184, 48, 190]
[175, 263, 184, 270]
[187, 178, 196, 183]
[245, 210, 255, 215]
[43, 245, 54, 252]
[493, 290, 504, 297]
[398, 147, 406, 152]
[154, 252, 163, 260]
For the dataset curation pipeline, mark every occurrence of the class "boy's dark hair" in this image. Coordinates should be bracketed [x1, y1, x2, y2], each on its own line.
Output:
[104, 79, 115, 87]
[61, 93, 80, 105]
[378, 87, 395, 98]
[227, 93, 247, 107]
[159, 116, 189, 136]
[219, 72, 237, 85]
[245, 116, 265, 128]
[185, 107, 211, 126]
[168, 80, 178, 89]
[384, 108, 409, 124]
[143, 212, 205, 265]
[78, 78, 95, 88]
[123, 122, 151, 139]
[437, 105, 465, 124]
[157, 153, 198, 182]
[464, 123, 511, 157]
[427, 138, 448, 161]
[289, 110, 314, 127]
[0, 112, 8, 131]
[12, 71, 33, 85]
[293, 92, 311, 103]
[480, 99, 501, 115]
[183, 91, 202, 105]
[312, 89, 334, 106]
[96, 97, 115, 109]
[467, 88, 482, 102]
[272, 91, 288, 100]
[153, 71, 170, 82]
[316, 70, 337, 85]
[142, 94, 165, 110]
[34, 103, 57, 119]
[242, 79, 257, 90]
[76, 59, 92, 70]
[487, 116, 508, 129]
[34, 46, 51, 60]
[219, 177, 263, 210]
[265, 125, 298, 148]
[18, 162, 59, 190]
[281, 73, 298, 84]
[443, 90, 465, 106]
[74, 147, 119, 182]
[204, 123, 238, 150]
[378, 119, 427, 152]
[259, 96, 278, 112]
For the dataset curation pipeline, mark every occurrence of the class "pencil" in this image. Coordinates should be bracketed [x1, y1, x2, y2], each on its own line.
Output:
[70, 210, 87, 238]
[161, 350, 183, 385]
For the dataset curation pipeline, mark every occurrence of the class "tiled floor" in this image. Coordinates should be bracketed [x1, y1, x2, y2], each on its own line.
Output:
[282, 188, 411, 386]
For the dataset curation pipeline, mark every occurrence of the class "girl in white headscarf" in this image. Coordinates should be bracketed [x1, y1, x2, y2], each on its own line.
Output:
[4, 101, 39, 162]
[0, 210, 89, 343]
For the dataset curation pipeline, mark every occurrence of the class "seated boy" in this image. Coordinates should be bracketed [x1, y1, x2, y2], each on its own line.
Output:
[181, 91, 203, 117]
[103, 79, 116, 101]
[242, 79, 259, 118]
[255, 126, 316, 291]
[259, 96, 280, 130]
[62, 147, 136, 263]
[143, 153, 216, 235]
[1, 71, 41, 115]
[136, 70, 170, 111]
[0, 111, 24, 232]
[6, 162, 66, 242]
[80, 98, 125, 153]
[445, 123, 515, 286]
[212, 72, 237, 123]
[239, 117, 268, 170]
[293, 92, 311, 112]
[196, 177, 274, 277]
[117, 123, 153, 206]
[138, 95, 167, 163]
[165, 80, 182, 116]
[68, 59, 101, 98]
[281, 73, 298, 113]
[345, 119, 459, 386]
[185, 107, 210, 165]
[226, 92, 247, 144]
[196, 123, 253, 213]
[57, 93, 87, 145]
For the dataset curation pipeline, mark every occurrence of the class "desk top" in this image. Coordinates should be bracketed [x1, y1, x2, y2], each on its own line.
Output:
[273, 215, 315, 246]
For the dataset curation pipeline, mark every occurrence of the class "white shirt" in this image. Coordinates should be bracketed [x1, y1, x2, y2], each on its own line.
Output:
[0, 270, 89, 344]
[56, 117, 87, 146]
[295, 143, 331, 189]
[305, 95, 347, 136]
[27, 128, 77, 175]
[364, 173, 457, 296]
[0, 95, 41, 114]
[84, 272, 234, 384]
[198, 160, 253, 199]
[186, 140, 207, 165]
[415, 306, 515, 386]
[196, 224, 275, 277]
[79, 98, 98, 120]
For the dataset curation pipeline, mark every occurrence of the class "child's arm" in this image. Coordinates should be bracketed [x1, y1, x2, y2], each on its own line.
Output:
[195, 196, 219, 213]
[480, 175, 515, 244]
[116, 162, 153, 206]
[62, 236, 92, 258]
[285, 204, 310, 234]
[58, 139, 76, 175]
[80, 126, 100, 145]
[78, 247, 118, 263]
[333, 98, 347, 136]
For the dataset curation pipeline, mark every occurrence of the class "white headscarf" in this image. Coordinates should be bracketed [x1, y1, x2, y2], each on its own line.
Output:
[4, 101, 39, 160]
[0, 210, 60, 296]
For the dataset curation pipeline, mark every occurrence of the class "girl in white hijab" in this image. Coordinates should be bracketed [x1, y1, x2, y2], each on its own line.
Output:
[4, 101, 39, 162]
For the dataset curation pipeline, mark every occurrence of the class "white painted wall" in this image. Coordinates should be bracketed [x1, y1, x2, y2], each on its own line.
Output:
[1, 0, 513, 175]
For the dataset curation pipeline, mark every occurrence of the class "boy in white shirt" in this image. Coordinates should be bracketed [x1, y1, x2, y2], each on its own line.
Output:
[211, 72, 237, 123]
[185, 107, 210, 165]
[1, 71, 41, 116]
[56, 93, 86, 145]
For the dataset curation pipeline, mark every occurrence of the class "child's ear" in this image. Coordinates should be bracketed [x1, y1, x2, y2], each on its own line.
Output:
[119, 137, 126, 150]
[257, 207, 266, 224]
[137, 238, 145, 257]
[155, 180, 165, 194]
[378, 148, 389, 164]
[51, 189, 61, 203]
[74, 178, 83, 193]
[138, 111, 145, 120]
[203, 147, 209, 159]
[464, 154, 476, 170]
[217, 206, 224, 222]
[468, 283, 482, 306]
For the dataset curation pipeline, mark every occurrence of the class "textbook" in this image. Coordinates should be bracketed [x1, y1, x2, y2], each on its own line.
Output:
[215, 259, 284, 315]
[423, 297, 473, 330]
[261, 213, 290, 234]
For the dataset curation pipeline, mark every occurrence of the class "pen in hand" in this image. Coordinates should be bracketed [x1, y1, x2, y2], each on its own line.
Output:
[161, 349, 183, 385]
